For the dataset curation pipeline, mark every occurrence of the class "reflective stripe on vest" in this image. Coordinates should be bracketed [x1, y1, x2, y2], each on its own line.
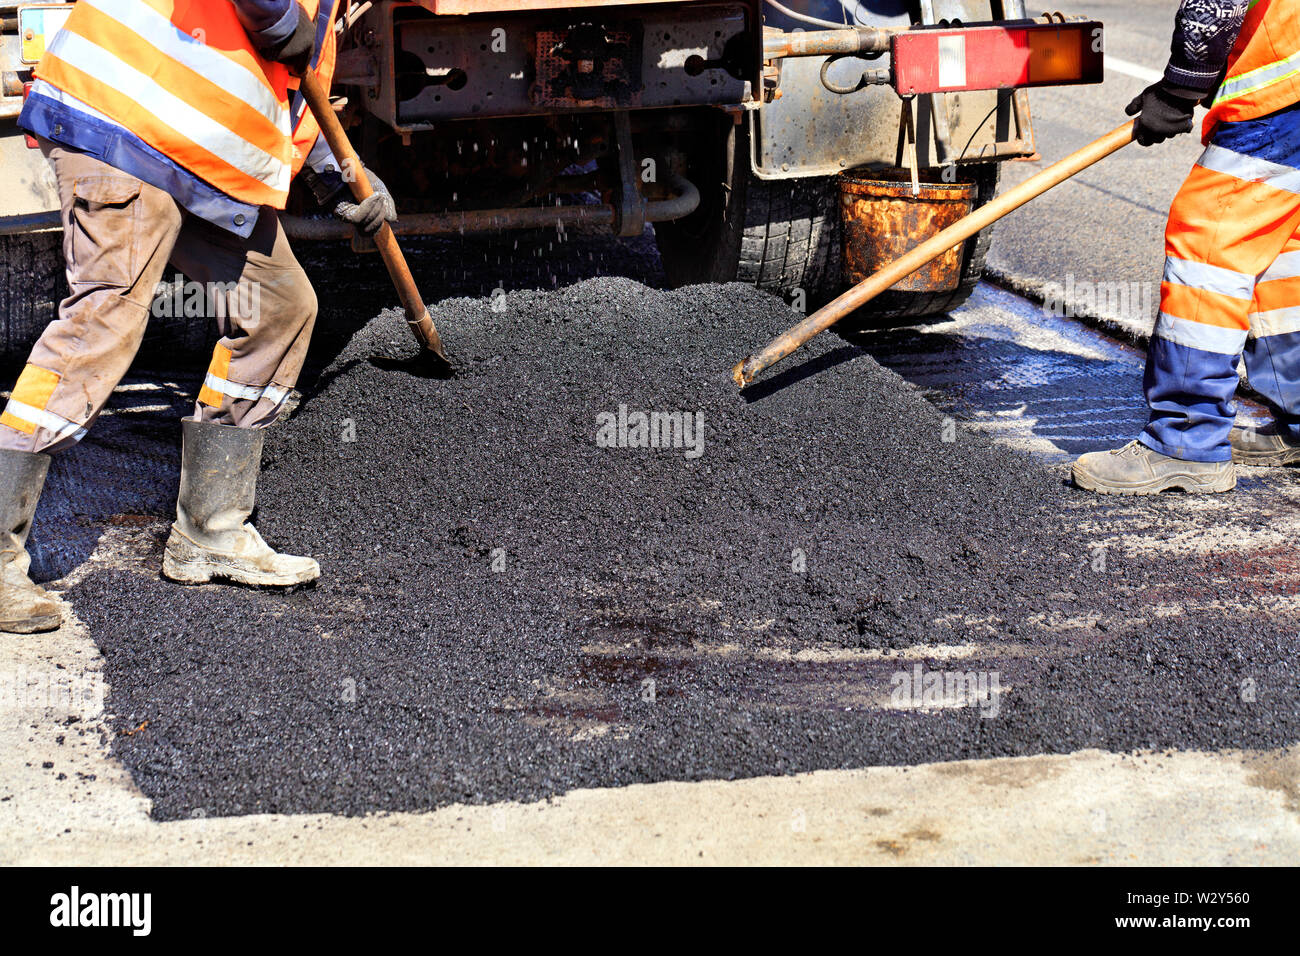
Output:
[1204, 0, 1300, 136]
[1214, 47, 1300, 105]
[34, 0, 336, 208]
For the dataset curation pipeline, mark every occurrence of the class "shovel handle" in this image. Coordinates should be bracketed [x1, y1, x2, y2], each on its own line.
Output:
[297, 72, 447, 360]
[732, 120, 1137, 387]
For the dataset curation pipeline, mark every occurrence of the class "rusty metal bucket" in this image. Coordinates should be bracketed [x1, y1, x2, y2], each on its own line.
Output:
[838, 170, 978, 293]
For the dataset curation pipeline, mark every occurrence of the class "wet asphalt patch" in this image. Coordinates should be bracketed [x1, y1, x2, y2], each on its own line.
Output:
[62, 277, 1300, 819]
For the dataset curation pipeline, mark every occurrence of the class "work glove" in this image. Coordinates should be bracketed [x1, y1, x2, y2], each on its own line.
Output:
[1124, 81, 1201, 147]
[254, 6, 317, 76]
[333, 168, 398, 236]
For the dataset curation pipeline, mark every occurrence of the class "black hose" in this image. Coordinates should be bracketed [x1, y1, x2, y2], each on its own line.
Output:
[819, 54, 887, 95]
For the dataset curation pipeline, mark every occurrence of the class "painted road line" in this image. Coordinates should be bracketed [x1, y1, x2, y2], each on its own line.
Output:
[1105, 56, 1163, 84]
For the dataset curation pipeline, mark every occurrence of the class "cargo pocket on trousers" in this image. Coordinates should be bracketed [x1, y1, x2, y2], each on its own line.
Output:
[69, 175, 143, 289]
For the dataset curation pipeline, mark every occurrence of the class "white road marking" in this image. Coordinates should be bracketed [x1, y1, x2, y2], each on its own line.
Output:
[1105, 56, 1163, 84]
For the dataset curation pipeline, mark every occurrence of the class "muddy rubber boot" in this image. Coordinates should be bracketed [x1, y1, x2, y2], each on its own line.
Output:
[162, 420, 319, 587]
[1072, 440, 1235, 495]
[0, 449, 62, 633]
[1230, 422, 1300, 466]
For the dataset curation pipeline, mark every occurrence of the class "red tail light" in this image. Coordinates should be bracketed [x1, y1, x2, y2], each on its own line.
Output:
[892, 20, 1105, 96]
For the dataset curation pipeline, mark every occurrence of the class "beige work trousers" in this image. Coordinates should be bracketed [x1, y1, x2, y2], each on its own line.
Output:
[0, 141, 317, 454]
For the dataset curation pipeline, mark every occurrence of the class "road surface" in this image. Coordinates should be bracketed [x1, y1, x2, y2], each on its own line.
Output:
[3, 1, 1298, 865]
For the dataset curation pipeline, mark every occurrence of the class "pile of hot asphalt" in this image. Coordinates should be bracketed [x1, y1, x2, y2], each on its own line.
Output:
[67, 277, 1299, 819]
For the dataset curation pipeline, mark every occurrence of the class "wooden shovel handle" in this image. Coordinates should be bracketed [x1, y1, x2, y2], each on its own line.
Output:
[298, 72, 447, 360]
[732, 120, 1137, 387]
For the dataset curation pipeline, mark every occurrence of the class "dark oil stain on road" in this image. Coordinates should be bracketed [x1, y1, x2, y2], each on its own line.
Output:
[62, 270, 1300, 820]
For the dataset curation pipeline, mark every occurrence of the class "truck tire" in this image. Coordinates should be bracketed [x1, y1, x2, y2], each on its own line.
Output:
[654, 122, 841, 307]
[842, 165, 1000, 327]
[0, 231, 65, 365]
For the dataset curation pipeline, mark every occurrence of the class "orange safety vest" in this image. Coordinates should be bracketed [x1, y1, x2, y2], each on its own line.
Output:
[35, 0, 338, 209]
[1202, 0, 1300, 139]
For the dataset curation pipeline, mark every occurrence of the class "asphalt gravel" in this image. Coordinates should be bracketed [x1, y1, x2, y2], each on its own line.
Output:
[63, 269, 1300, 820]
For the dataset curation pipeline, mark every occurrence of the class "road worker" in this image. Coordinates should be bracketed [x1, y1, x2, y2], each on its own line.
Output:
[0, 1, 396, 633]
[1073, 0, 1300, 494]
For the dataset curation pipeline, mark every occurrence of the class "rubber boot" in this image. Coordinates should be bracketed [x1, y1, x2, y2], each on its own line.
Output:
[0, 449, 61, 633]
[162, 420, 319, 587]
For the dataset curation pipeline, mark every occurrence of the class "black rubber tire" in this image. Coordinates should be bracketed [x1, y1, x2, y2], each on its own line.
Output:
[654, 121, 841, 307]
[842, 165, 1001, 326]
[0, 231, 65, 366]
[733, 172, 842, 307]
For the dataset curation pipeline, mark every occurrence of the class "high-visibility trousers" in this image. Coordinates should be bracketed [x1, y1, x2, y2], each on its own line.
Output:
[0, 141, 317, 455]
[1142, 101, 1300, 462]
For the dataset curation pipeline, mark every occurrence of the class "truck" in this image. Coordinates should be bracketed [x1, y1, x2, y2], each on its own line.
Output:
[0, 1, 1103, 357]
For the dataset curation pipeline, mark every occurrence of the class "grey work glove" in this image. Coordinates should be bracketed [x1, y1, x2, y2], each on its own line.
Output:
[1124, 81, 1201, 147]
[333, 169, 397, 236]
[255, 6, 317, 76]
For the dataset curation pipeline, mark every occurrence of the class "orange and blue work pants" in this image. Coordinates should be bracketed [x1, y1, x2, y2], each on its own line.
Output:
[0, 141, 317, 455]
[1142, 101, 1300, 462]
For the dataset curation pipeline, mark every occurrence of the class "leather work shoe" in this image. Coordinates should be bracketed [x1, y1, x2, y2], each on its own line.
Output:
[1072, 441, 1235, 495]
[162, 420, 319, 588]
[1229, 422, 1300, 466]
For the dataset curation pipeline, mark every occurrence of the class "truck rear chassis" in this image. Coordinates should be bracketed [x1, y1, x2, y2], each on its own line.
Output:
[0, 1, 1104, 355]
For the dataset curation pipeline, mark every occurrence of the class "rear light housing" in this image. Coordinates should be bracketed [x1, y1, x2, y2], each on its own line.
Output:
[892, 19, 1105, 96]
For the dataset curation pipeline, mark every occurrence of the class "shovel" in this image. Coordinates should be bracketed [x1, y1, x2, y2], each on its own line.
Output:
[732, 120, 1137, 388]
[298, 71, 450, 367]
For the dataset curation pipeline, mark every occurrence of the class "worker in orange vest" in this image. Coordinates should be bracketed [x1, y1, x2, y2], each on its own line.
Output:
[1074, 0, 1300, 494]
[0, 1, 395, 633]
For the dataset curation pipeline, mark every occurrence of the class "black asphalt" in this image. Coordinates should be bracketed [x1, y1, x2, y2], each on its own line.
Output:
[62, 259, 1300, 820]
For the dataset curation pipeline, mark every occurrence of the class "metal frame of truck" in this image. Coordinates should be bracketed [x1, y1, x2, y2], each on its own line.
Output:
[0, 1, 1102, 354]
